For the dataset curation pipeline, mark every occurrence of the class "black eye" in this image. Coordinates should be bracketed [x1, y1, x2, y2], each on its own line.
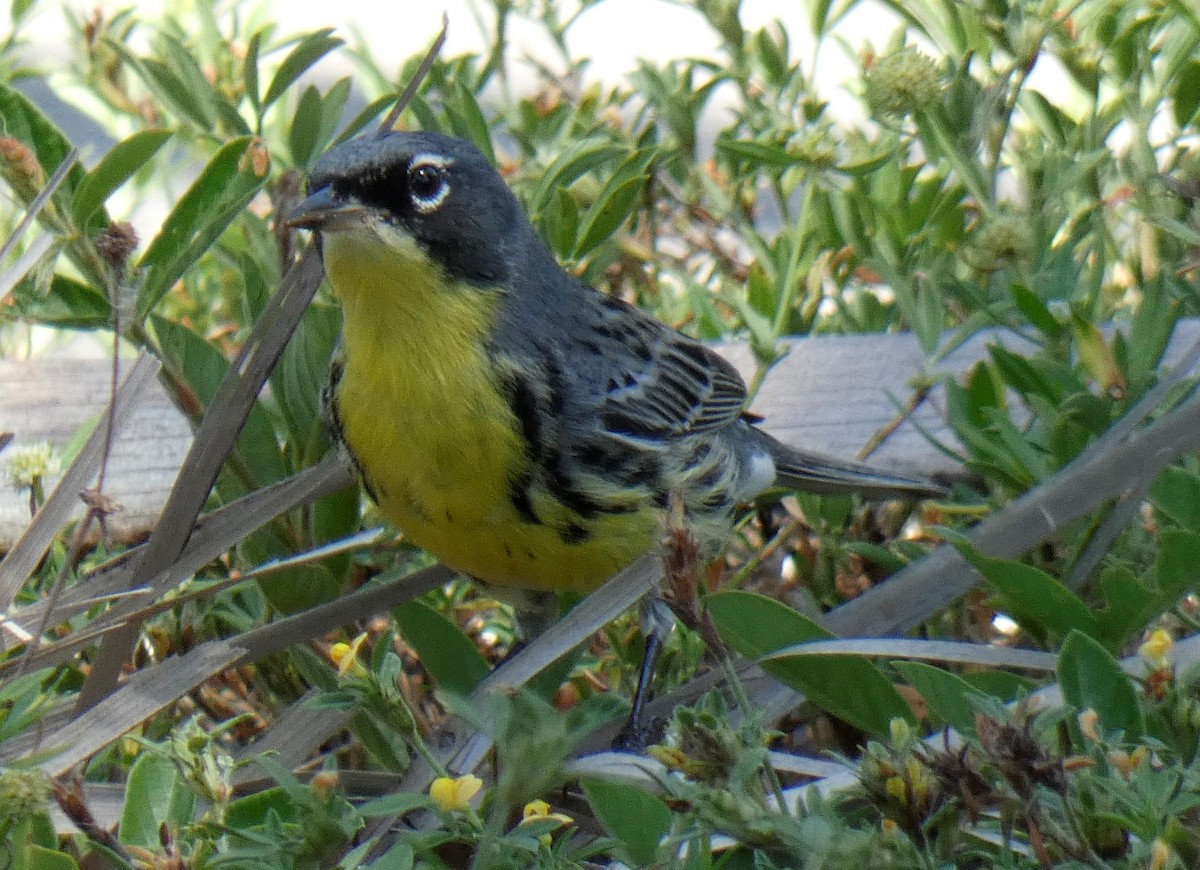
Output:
[408, 162, 448, 210]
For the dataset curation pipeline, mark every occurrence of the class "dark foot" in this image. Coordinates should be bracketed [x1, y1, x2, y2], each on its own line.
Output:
[611, 713, 665, 752]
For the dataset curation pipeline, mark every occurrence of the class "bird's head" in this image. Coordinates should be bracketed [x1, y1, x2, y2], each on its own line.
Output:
[289, 131, 521, 287]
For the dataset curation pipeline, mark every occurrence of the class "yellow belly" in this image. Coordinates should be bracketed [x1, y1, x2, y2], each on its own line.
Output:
[325, 231, 658, 592]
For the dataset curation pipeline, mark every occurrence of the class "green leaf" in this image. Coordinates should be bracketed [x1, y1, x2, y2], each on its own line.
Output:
[573, 159, 649, 255]
[333, 93, 398, 145]
[1154, 528, 1200, 601]
[157, 32, 223, 127]
[1124, 278, 1178, 387]
[1151, 467, 1200, 531]
[451, 79, 494, 163]
[137, 137, 267, 316]
[119, 752, 197, 849]
[1095, 564, 1159, 648]
[72, 129, 172, 225]
[394, 600, 490, 694]
[111, 45, 208, 129]
[988, 345, 1060, 404]
[262, 29, 344, 109]
[11, 0, 36, 23]
[894, 661, 987, 736]
[753, 27, 787, 85]
[225, 786, 297, 828]
[950, 539, 1098, 641]
[573, 176, 644, 259]
[244, 30, 263, 115]
[356, 791, 435, 818]
[272, 301, 340, 443]
[912, 283, 945, 352]
[288, 84, 324, 168]
[582, 778, 670, 866]
[16, 843, 79, 870]
[707, 590, 915, 736]
[1058, 630, 1144, 739]
[1009, 283, 1063, 337]
[836, 151, 895, 176]
[531, 140, 627, 216]
[10, 274, 111, 329]
[315, 78, 353, 161]
[150, 315, 289, 488]
[840, 541, 907, 574]
[541, 186, 580, 259]
[1173, 59, 1200, 128]
[716, 137, 795, 168]
[0, 82, 85, 208]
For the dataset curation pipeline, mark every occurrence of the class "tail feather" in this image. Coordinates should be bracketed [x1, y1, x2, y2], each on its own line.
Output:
[758, 430, 948, 501]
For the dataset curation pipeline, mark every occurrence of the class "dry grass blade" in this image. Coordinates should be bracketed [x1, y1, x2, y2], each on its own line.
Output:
[0, 352, 161, 614]
[35, 640, 245, 775]
[232, 563, 453, 664]
[0, 231, 54, 304]
[474, 552, 660, 700]
[0, 147, 78, 279]
[231, 689, 352, 785]
[826, 390, 1200, 639]
[76, 247, 326, 710]
[9, 564, 451, 771]
[0, 512, 373, 680]
[375, 13, 449, 137]
[761, 638, 1058, 671]
[6, 451, 355, 637]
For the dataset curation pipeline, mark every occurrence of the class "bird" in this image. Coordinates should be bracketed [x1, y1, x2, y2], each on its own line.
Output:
[288, 129, 945, 740]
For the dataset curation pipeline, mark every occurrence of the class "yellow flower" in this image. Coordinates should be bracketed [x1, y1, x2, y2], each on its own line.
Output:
[329, 632, 368, 676]
[1140, 629, 1173, 666]
[521, 799, 573, 845]
[430, 774, 482, 812]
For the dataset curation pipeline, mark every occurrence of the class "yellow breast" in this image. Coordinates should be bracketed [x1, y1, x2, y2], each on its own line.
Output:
[323, 229, 656, 592]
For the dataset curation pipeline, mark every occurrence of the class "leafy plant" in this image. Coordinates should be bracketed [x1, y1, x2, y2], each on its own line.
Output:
[3, 0, 1200, 867]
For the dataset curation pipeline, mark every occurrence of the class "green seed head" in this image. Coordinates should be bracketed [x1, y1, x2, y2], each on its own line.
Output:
[864, 47, 943, 119]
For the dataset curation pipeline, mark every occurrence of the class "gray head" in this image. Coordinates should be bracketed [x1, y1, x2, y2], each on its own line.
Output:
[290, 130, 527, 286]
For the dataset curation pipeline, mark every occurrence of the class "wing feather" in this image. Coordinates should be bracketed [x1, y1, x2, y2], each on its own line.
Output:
[586, 297, 747, 439]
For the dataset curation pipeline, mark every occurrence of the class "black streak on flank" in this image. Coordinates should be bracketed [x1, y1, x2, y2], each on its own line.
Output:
[502, 372, 545, 460]
[546, 468, 604, 518]
[539, 343, 568, 417]
[509, 472, 540, 525]
[560, 523, 591, 545]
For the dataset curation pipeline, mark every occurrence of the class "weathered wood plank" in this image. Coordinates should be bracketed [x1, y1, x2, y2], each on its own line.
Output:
[0, 357, 193, 550]
[2, 320, 1196, 549]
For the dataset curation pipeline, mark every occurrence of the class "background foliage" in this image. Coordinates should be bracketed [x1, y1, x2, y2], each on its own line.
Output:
[2, 0, 1200, 867]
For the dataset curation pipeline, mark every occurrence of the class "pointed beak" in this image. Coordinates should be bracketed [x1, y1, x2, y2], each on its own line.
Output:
[286, 186, 367, 231]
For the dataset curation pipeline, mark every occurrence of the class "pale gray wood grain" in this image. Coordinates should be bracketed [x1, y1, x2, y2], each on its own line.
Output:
[4, 319, 1199, 549]
[0, 356, 193, 550]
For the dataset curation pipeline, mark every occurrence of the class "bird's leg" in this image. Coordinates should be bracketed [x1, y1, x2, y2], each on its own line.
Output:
[612, 595, 674, 750]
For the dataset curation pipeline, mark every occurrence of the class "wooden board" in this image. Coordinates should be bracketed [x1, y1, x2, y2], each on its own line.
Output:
[0, 357, 193, 550]
[2, 320, 1196, 550]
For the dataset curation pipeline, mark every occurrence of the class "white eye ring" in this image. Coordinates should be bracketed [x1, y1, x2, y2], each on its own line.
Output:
[408, 154, 452, 213]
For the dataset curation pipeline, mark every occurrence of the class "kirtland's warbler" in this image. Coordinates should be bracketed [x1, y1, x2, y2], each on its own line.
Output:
[288, 129, 942, 650]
